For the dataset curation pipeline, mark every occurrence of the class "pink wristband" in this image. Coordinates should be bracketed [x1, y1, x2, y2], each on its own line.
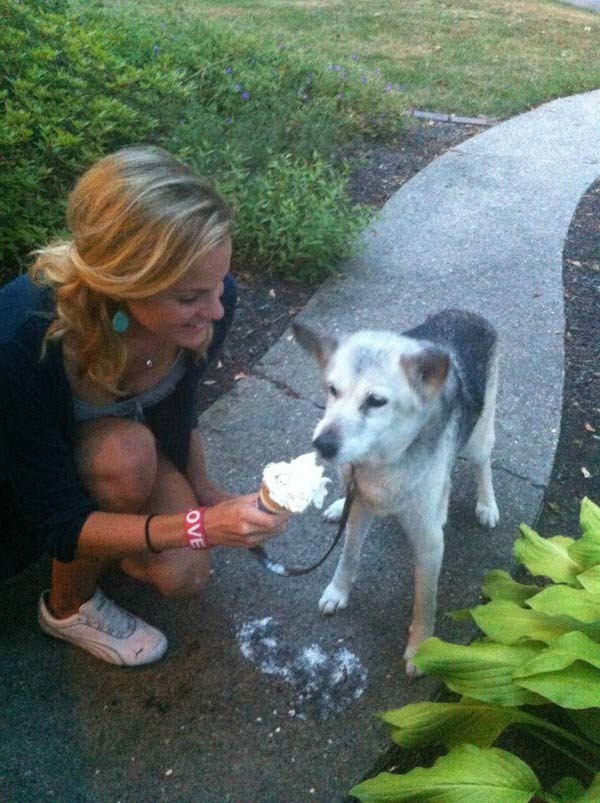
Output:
[185, 508, 212, 549]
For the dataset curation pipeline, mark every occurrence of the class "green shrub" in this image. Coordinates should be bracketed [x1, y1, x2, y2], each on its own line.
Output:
[100, 8, 379, 278]
[216, 152, 370, 280]
[352, 498, 600, 802]
[1, 2, 385, 284]
[0, 0, 193, 280]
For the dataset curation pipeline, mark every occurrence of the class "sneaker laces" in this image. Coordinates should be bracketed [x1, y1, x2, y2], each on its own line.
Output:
[82, 591, 136, 639]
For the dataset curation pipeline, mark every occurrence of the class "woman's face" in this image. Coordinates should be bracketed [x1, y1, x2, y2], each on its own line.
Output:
[126, 239, 232, 350]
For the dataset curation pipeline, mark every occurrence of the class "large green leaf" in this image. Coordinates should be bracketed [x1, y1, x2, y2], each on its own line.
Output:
[350, 744, 540, 802]
[481, 570, 540, 606]
[515, 662, 600, 709]
[515, 526, 583, 585]
[414, 638, 545, 706]
[569, 537, 600, 571]
[577, 566, 600, 595]
[517, 631, 600, 672]
[382, 700, 536, 750]
[527, 586, 600, 623]
[466, 600, 592, 645]
[514, 632, 600, 708]
[580, 497, 600, 542]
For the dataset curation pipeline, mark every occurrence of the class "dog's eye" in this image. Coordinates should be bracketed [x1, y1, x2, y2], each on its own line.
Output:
[327, 384, 339, 398]
[366, 394, 388, 408]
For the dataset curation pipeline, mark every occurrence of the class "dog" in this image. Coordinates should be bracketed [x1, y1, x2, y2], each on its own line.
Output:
[293, 309, 500, 676]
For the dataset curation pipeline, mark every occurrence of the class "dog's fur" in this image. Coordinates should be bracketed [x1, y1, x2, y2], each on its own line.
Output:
[293, 309, 499, 676]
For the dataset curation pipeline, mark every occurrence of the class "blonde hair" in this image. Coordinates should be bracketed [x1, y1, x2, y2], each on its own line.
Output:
[30, 146, 232, 393]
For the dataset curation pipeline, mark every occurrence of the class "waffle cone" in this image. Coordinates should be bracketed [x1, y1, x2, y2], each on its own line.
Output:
[258, 482, 289, 515]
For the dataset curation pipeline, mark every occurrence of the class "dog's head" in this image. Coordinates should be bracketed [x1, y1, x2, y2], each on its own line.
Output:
[293, 321, 450, 465]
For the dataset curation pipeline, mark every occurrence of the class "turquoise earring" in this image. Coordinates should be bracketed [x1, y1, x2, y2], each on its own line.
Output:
[112, 309, 130, 333]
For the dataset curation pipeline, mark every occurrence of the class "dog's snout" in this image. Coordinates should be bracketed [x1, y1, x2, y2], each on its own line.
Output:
[313, 430, 339, 460]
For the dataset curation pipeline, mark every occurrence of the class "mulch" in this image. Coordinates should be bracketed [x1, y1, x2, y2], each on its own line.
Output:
[538, 178, 600, 536]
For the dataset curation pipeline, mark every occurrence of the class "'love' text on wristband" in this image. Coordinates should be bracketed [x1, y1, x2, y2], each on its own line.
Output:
[185, 508, 212, 549]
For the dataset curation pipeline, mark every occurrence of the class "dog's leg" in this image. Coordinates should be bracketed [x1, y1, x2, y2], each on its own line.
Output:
[463, 350, 500, 528]
[319, 500, 373, 615]
[401, 512, 445, 678]
[474, 458, 499, 527]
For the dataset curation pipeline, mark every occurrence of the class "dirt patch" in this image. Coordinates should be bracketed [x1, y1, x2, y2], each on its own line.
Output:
[537, 178, 600, 536]
[340, 118, 482, 206]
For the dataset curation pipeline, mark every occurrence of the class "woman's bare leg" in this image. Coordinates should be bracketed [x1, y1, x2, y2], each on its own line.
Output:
[48, 418, 158, 617]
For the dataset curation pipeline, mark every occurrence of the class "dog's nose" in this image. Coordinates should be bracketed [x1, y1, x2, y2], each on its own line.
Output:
[313, 431, 339, 460]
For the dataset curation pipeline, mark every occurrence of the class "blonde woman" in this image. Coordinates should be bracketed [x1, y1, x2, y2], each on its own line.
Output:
[0, 146, 289, 665]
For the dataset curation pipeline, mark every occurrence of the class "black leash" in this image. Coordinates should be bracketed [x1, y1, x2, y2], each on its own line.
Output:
[250, 466, 356, 577]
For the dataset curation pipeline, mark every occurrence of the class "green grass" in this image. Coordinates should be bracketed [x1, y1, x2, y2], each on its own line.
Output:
[98, 0, 600, 119]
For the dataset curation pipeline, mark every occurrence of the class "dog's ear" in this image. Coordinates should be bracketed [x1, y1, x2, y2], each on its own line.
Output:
[292, 321, 338, 368]
[401, 347, 450, 400]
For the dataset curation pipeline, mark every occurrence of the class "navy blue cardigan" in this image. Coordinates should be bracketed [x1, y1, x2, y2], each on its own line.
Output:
[0, 274, 236, 571]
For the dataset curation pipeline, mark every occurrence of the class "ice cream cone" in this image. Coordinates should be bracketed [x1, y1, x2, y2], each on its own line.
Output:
[258, 482, 289, 515]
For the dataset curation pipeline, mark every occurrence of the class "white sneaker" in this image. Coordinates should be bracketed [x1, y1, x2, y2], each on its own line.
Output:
[38, 588, 168, 666]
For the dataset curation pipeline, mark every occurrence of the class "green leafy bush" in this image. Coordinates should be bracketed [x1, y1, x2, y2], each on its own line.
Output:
[1, 2, 383, 283]
[215, 152, 370, 280]
[352, 498, 600, 802]
[93, 6, 378, 278]
[0, 0, 192, 279]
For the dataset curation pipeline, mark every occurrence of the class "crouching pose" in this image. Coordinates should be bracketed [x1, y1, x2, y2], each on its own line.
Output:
[0, 146, 289, 665]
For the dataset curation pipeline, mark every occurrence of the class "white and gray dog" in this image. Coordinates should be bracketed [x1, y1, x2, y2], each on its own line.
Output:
[293, 309, 500, 676]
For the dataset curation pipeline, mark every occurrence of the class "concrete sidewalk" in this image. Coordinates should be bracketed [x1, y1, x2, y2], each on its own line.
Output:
[562, 0, 600, 11]
[2, 90, 600, 803]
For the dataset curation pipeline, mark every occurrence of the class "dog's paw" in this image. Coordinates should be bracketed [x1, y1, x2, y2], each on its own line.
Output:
[404, 656, 423, 681]
[323, 498, 345, 523]
[318, 584, 349, 616]
[476, 500, 499, 528]
[403, 625, 432, 679]
[403, 642, 424, 680]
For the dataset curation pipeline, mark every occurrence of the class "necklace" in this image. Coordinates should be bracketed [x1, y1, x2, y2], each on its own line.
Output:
[143, 348, 182, 372]
[127, 334, 180, 374]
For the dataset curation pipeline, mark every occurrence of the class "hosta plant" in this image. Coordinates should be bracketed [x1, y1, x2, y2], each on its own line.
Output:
[352, 497, 600, 802]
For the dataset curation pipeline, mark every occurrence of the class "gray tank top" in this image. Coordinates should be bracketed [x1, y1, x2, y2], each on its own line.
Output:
[72, 350, 189, 424]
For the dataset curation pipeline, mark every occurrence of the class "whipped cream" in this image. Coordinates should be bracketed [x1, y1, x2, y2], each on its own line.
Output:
[262, 452, 330, 514]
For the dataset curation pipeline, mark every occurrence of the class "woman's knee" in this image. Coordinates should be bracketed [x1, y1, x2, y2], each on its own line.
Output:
[76, 420, 158, 512]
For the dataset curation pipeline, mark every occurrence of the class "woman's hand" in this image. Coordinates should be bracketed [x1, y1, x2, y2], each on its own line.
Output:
[202, 493, 290, 549]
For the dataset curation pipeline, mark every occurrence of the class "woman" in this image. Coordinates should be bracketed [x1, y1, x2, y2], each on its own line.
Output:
[0, 146, 289, 666]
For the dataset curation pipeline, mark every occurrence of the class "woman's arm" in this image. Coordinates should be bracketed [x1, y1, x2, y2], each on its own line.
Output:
[74, 496, 288, 558]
